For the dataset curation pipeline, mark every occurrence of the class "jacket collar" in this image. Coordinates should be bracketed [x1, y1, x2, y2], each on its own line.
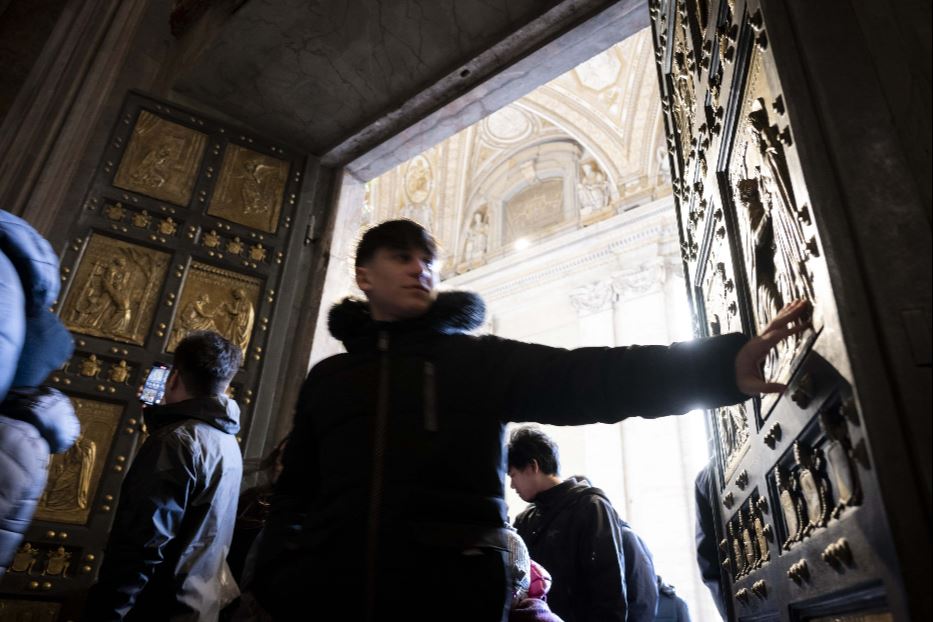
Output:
[144, 395, 240, 435]
[328, 290, 486, 352]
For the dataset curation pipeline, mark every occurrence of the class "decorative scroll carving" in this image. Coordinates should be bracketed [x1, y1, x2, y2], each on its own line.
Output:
[113, 110, 206, 206]
[167, 262, 261, 357]
[61, 235, 170, 345]
[569, 280, 615, 316]
[670, 8, 697, 162]
[209, 144, 289, 233]
[504, 179, 564, 242]
[36, 398, 122, 525]
[730, 45, 818, 403]
[0, 600, 61, 621]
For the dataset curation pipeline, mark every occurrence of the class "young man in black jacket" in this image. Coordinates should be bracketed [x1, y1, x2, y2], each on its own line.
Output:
[251, 219, 810, 621]
[508, 429, 658, 622]
[88, 331, 243, 621]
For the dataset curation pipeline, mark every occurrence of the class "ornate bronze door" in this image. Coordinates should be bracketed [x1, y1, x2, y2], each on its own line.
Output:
[651, 0, 913, 620]
[0, 92, 307, 619]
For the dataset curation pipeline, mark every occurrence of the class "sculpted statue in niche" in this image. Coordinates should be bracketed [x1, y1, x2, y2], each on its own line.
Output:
[40, 434, 96, 513]
[62, 236, 169, 345]
[577, 161, 611, 215]
[463, 208, 489, 265]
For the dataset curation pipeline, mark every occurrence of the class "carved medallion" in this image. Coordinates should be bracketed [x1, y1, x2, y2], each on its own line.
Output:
[167, 262, 261, 358]
[61, 234, 170, 345]
[35, 398, 122, 525]
[404, 155, 433, 205]
[113, 110, 207, 206]
[208, 144, 288, 233]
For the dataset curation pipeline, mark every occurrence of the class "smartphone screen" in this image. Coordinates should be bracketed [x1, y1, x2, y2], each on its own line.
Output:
[139, 363, 172, 405]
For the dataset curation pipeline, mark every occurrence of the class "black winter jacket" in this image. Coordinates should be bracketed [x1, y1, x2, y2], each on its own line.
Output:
[256, 292, 747, 616]
[0, 387, 79, 576]
[88, 396, 243, 621]
[514, 477, 659, 622]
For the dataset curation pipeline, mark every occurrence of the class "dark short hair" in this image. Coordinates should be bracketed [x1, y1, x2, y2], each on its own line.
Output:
[507, 426, 560, 475]
[173, 331, 241, 397]
[354, 219, 437, 267]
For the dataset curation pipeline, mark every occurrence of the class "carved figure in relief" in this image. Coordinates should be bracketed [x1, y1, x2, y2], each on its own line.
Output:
[405, 157, 431, 204]
[69, 257, 132, 334]
[10, 543, 38, 574]
[577, 162, 611, 214]
[776, 468, 802, 549]
[738, 508, 758, 570]
[463, 209, 489, 264]
[728, 521, 745, 577]
[40, 435, 96, 513]
[717, 403, 748, 473]
[752, 507, 770, 564]
[78, 355, 102, 378]
[221, 288, 255, 356]
[108, 360, 131, 384]
[820, 406, 861, 518]
[42, 546, 71, 577]
[240, 159, 280, 215]
[795, 442, 829, 535]
[130, 141, 177, 191]
[170, 293, 218, 350]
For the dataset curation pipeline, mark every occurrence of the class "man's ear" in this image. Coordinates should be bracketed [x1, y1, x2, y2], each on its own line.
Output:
[355, 265, 371, 293]
[530, 459, 540, 474]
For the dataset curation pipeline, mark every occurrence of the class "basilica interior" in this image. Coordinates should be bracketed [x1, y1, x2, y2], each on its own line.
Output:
[0, 1, 929, 620]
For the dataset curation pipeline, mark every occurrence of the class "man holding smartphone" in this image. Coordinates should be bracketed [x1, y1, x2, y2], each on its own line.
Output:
[88, 331, 243, 621]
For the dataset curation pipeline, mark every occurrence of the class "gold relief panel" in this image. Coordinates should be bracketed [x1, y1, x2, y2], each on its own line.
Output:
[504, 179, 564, 243]
[0, 600, 61, 621]
[113, 110, 207, 206]
[729, 44, 818, 403]
[61, 234, 170, 345]
[167, 262, 261, 358]
[34, 398, 123, 525]
[208, 144, 288, 233]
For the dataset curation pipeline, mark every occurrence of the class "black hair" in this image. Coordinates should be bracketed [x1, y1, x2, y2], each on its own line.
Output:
[507, 426, 560, 475]
[172, 331, 241, 397]
[354, 219, 437, 267]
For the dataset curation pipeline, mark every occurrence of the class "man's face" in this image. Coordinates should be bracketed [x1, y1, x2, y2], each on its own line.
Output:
[356, 246, 438, 322]
[508, 464, 542, 503]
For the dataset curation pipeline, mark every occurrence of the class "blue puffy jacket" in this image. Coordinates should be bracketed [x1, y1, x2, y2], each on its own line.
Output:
[0, 209, 79, 576]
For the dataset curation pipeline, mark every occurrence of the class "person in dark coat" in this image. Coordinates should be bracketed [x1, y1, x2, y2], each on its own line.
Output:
[653, 576, 691, 622]
[87, 331, 244, 621]
[0, 209, 79, 576]
[694, 462, 728, 619]
[249, 219, 811, 621]
[507, 429, 657, 622]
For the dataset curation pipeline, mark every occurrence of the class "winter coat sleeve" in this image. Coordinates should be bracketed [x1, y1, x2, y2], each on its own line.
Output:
[576, 495, 628, 622]
[621, 527, 660, 621]
[695, 463, 727, 619]
[88, 429, 198, 620]
[482, 332, 749, 425]
[0, 417, 50, 576]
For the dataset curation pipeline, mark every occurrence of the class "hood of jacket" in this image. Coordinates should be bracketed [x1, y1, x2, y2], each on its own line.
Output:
[144, 394, 240, 435]
[1, 386, 79, 453]
[328, 290, 486, 352]
[531, 476, 597, 511]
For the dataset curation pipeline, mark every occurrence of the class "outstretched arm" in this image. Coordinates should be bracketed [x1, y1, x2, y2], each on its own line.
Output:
[735, 299, 812, 395]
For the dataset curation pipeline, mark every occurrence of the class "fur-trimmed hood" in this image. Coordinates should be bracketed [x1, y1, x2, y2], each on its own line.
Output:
[328, 290, 485, 349]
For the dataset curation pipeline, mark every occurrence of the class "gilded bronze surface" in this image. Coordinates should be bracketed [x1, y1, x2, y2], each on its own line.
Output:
[730, 49, 817, 399]
[0, 600, 60, 621]
[35, 398, 122, 525]
[9, 543, 39, 574]
[811, 615, 892, 622]
[167, 262, 261, 357]
[208, 144, 288, 232]
[61, 234, 170, 345]
[113, 110, 207, 206]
